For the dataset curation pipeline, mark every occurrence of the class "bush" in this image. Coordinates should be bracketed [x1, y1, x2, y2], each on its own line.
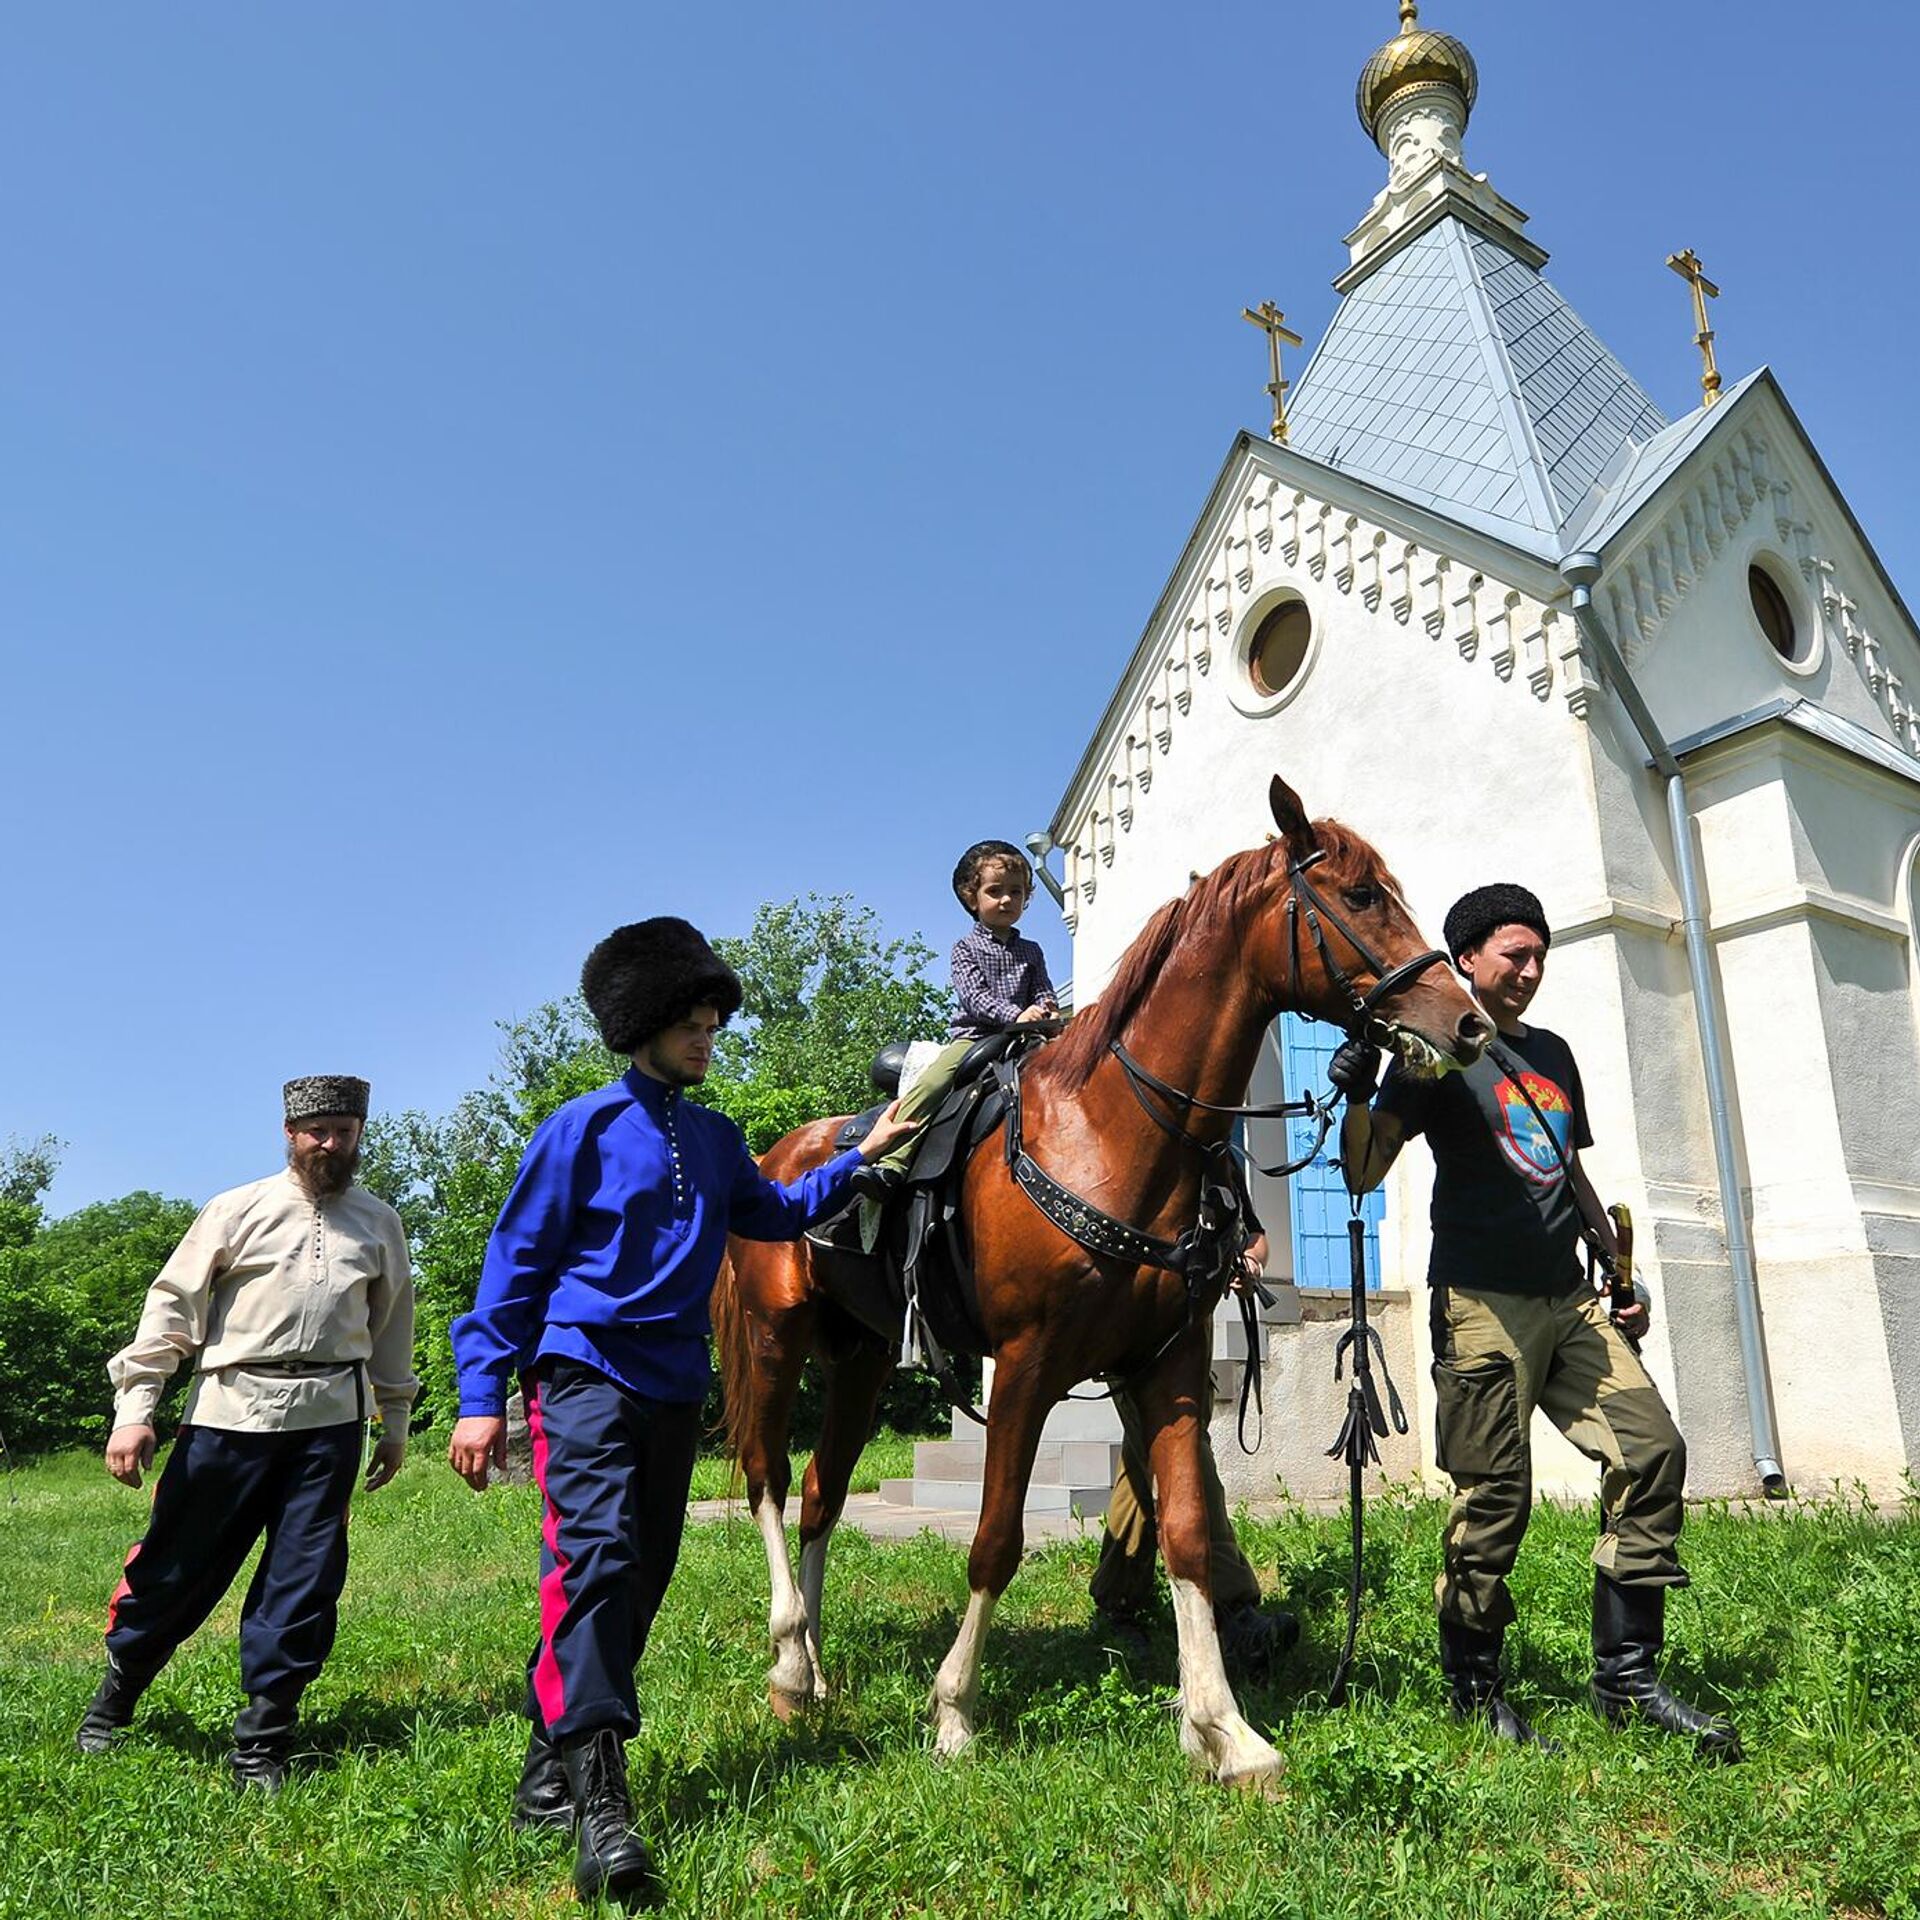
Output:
[0, 1192, 200, 1454]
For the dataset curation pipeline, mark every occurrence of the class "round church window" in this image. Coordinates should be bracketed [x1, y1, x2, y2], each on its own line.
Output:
[1749, 563, 1800, 662]
[1247, 600, 1313, 698]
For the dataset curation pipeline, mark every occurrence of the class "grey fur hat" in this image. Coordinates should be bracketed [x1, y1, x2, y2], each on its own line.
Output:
[581, 917, 743, 1055]
[1443, 884, 1551, 962]
[283, 1075, 371, 1123]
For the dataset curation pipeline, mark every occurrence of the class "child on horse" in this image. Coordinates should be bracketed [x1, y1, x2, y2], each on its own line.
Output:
[852, 838, 1058, 1203]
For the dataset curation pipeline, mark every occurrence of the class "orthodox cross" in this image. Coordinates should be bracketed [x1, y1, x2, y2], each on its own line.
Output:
[1242, 300, 1304, 444]
[1666, 248, 1723, 409]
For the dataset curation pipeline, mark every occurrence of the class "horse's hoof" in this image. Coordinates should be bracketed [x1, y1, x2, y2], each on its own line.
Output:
[768, 1684, 811, 1723]
[1220, 1754, 1287, 1796]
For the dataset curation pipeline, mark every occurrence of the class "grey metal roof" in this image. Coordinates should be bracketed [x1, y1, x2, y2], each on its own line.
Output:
[1669, 695, 1920, 789]
[1287, 217, 1667, 559]
[1563, 369, 1764, 552]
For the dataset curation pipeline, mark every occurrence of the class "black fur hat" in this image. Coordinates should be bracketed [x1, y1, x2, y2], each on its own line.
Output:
[580, 917, 743, 1055]
[1443, 883, 1551, 963]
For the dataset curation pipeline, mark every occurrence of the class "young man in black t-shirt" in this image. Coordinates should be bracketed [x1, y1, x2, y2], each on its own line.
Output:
[1338, 883, 1740, 1760]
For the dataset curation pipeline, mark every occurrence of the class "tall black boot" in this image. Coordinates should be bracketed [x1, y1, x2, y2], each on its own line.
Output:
[559, 1728, 662, 1907]
[1590, 1572, 1743, 1762]
[229, 1689, 301, 1792]
[75, 1653, 154, 1754]
[1438, 1618, 1560, 1752]
[511, 1719, 574, 1833]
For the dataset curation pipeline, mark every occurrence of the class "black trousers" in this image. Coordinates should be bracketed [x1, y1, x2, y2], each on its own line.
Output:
[104, 1421, 362, 1700]
[523, 1358, 703, 1742]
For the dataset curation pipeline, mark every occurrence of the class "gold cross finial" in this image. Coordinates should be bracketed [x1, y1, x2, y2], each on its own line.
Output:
[1242, 300, 1305, 444]
[1399, 1, 1420, 31]
[1667, 248, 1723, 409]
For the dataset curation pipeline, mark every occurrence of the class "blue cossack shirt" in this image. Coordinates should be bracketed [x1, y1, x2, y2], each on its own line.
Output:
[451, 1069, 862, 1412]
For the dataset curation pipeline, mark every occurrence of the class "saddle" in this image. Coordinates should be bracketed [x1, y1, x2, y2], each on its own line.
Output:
[806, 1027, 1050, 1384]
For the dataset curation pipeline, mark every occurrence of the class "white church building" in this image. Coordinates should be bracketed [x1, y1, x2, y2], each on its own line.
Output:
[1022, 6, 1920, 1506]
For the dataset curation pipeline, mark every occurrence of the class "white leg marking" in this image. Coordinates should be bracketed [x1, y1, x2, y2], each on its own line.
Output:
[1169, 1576, 1284, 1789]
[798, 1530, 832, 1702]
[754, 1490, 820, 1712]
[929, 1588, 998, 1758]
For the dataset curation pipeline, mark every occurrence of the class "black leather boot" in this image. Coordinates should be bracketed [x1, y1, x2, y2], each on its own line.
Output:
[511, 1720, 574, 1833]
[229, 1690, 301, 1792]
[75, 1654, 153, 1754]
[1591, 1572, 1743, 1761]
[1214, 1600, 1301, 1681]
[1438, 1618, 1560, 1752]
[559, 1728, 661, 1907]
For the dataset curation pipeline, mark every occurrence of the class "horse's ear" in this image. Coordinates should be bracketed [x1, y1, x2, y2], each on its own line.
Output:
[1269, 776, 1318, 860]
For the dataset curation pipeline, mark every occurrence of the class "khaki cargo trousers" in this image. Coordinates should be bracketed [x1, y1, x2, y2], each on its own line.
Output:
[1088, 1384, 1262, 1619]
[1433, 1280, 1688, 1632]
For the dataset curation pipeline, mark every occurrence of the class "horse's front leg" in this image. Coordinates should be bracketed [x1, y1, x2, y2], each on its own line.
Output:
[1140, 1326, 1286, 1790]
[791, 1330, 892, 1704]
[930, 1345, 1054, 1758]
[736, 1287, 821, 1720]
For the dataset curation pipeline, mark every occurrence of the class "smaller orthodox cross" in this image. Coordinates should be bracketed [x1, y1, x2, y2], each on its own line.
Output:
[1242, 300, 1304, 444]
[1666, 248, 1723, 409]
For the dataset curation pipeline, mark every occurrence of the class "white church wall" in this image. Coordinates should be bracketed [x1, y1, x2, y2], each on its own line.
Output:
[1613, 398, 1920, 770]
[1674, 734, 1920, 1491]
[1054, 450, 1649, 1502]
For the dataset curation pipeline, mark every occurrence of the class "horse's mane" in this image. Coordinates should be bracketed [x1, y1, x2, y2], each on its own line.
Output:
[1041, 819, 1403, 1093]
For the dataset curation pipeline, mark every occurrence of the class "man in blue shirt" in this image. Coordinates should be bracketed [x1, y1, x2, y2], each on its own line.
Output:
[447, 917, 916, 1906]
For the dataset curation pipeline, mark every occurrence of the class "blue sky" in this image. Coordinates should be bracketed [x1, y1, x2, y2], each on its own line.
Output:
[6, 2, 1912, 1212]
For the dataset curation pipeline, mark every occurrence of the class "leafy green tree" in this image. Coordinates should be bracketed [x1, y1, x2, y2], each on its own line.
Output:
[0, 1134, 61, 1252]
[702, 895, 950, 1150]
[0, 1191, 201, 1454]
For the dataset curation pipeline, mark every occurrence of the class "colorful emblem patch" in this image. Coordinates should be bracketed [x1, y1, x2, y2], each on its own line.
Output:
[1493, 1070, 1572, 1184]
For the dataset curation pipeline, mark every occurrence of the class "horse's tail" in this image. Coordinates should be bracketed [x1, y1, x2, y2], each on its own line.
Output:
[711, 1242, 754, 1473]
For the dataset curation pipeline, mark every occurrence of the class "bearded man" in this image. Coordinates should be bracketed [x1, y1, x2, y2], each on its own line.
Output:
[76, 1075, 417, 1790]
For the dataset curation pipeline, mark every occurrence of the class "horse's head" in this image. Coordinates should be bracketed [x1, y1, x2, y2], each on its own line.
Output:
[1254, 775, 1489, 1075]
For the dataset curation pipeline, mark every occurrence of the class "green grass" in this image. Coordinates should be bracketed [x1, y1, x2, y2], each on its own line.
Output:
[685, 1430, 915, 1503]
[4, 1445, 1918, 1918]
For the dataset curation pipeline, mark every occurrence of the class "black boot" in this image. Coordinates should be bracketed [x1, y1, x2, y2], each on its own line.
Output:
[1214, 1600, 1301, 1681]
[1591, 1573, 1743, 1762]
[75, 1653, 153, 1754]
[511, 1720, 574, 1833]
[229, 1690, 301, 1793]
[1438, 1619, 1560, 1752]
[559, 1728, 661, 1907]
[848, 1162, 903, 1203]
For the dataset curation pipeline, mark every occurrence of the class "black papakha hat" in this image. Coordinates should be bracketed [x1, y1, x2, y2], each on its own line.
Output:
[581, 917, 743, 1055]
[951, 839, 1033, 910]
[284, 1076, 371, 1123]
[1443, 884, 1551, 963]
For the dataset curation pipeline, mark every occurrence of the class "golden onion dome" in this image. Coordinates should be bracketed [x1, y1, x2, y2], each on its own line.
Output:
[1356, 2, 1478, 148]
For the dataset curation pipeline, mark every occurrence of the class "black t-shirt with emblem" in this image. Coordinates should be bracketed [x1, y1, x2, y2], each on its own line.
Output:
[1373, 1023, 1592, 1295]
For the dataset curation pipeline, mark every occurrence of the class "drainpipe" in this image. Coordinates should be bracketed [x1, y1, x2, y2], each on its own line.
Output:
[1024, 829, 1067, 909]
[1560, 552, 1787, 1495]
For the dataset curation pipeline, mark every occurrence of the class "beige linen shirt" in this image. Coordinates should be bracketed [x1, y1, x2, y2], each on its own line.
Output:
[107, 1171, 417, 1435]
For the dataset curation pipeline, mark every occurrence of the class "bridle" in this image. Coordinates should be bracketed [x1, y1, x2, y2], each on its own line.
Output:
[1283, 846, 1450, 1049]
[1109, 845, 1450, 1168]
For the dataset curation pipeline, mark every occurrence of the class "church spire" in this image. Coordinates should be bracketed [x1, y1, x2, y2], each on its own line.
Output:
[1356, 2, 1479, 154]
[1343, 3, 1540, 280]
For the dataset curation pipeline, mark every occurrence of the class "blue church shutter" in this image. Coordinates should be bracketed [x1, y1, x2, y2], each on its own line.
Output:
[1279, 1013, 1383, 1290]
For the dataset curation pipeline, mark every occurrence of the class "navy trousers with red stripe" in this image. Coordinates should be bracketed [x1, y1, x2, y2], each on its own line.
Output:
[524, 1358, 702, 1743]
[105, 1421, 362, 1700]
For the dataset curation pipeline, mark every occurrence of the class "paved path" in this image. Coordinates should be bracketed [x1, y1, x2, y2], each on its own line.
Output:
[687, 1491, 1106, 1544]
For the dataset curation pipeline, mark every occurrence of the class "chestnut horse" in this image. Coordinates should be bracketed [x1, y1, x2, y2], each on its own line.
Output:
[713, 776, 1488, 1786]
